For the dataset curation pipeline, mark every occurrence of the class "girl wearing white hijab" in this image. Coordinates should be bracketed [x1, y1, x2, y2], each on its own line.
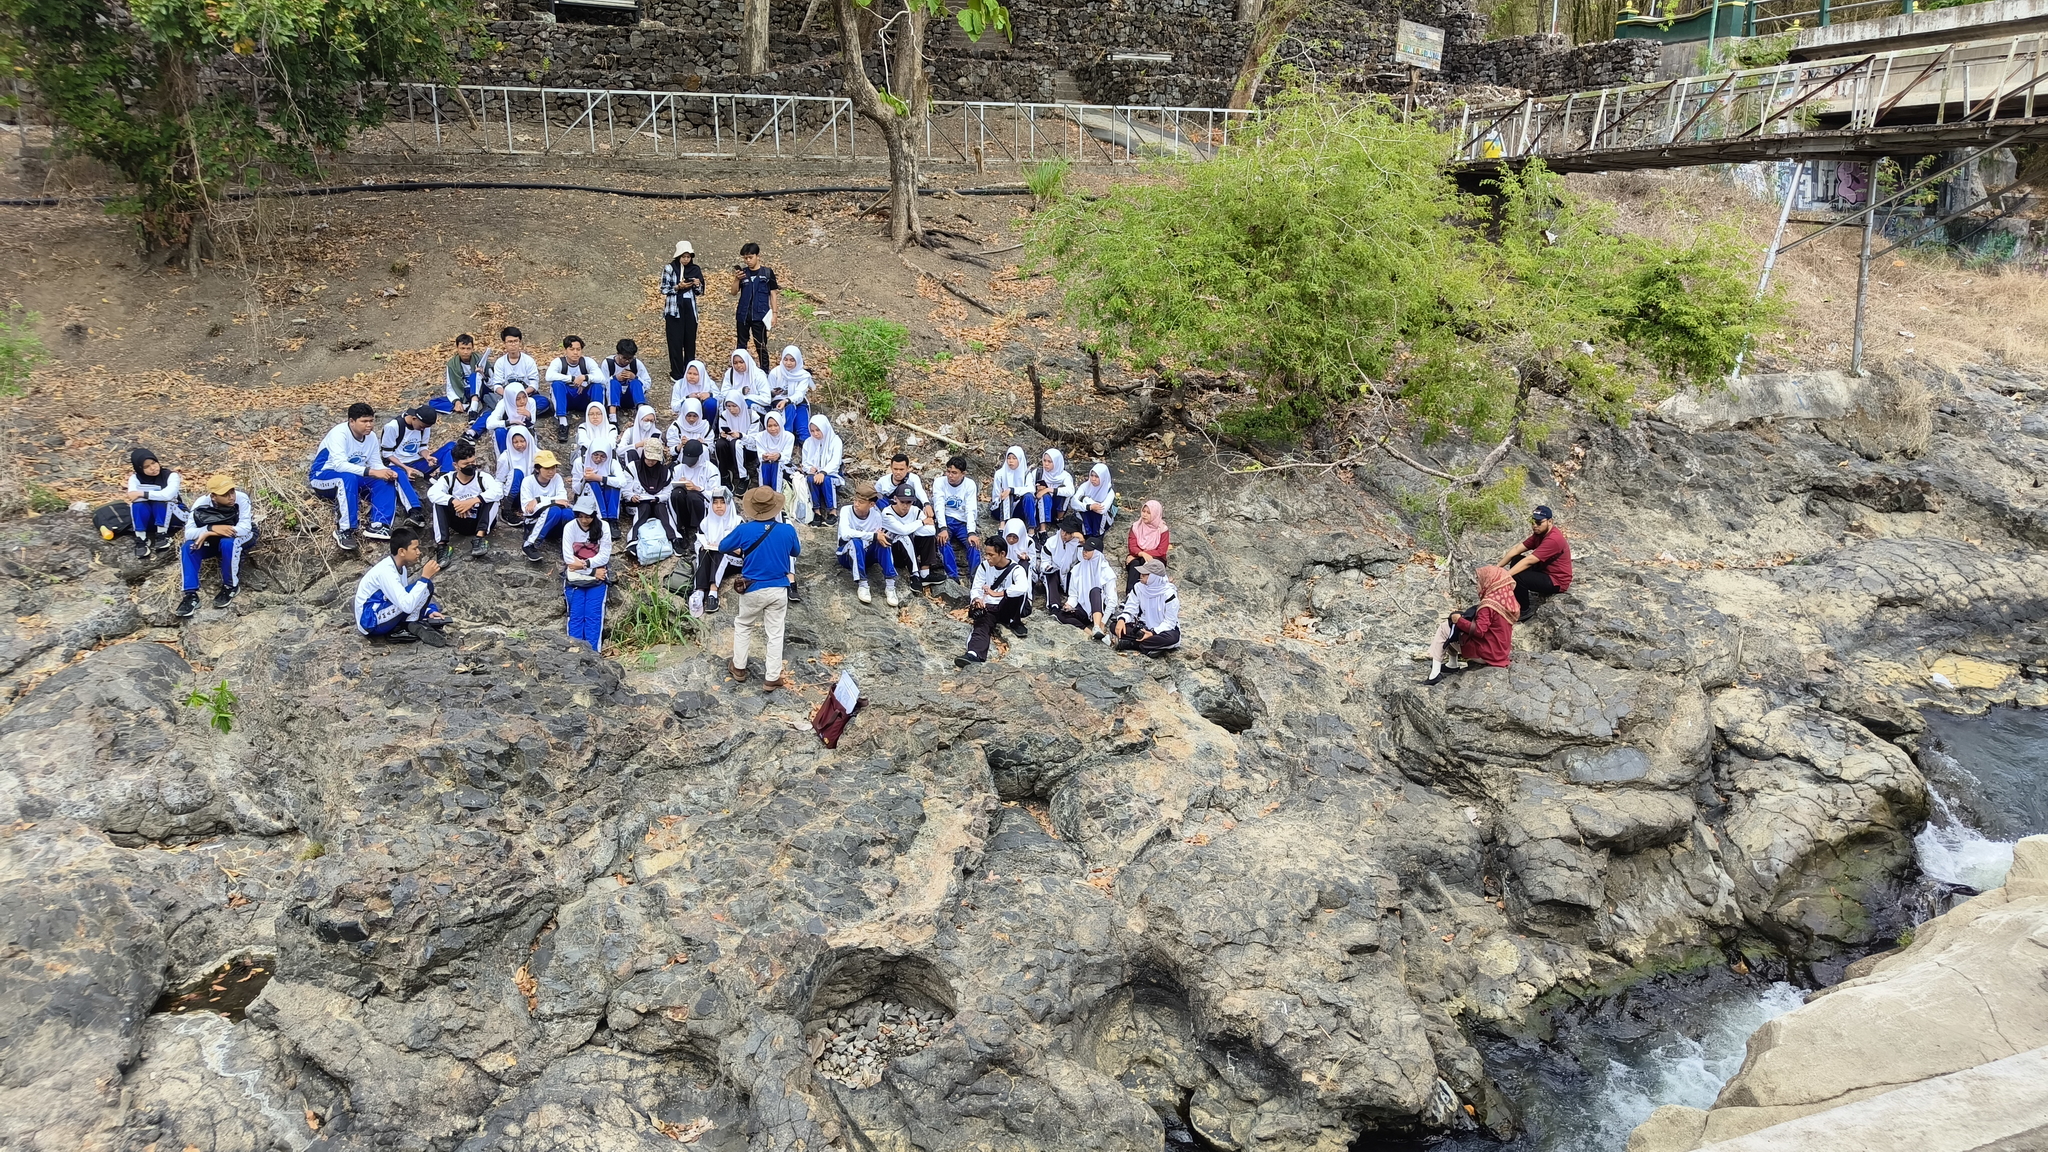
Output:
[1111, 558, 1181, 655]
[752, 411, 796, 494]
[1054, 534, 1118, 640]
[800, 414, 844, 527]
[575, 443, 625, 521]
[494, 425, 538, 525]
[688, 485, 743, 617]
[574, 401, 617, 462]
[619, 404, 662, 459]
[667, 404, 714, 455]
[1030, 448, 1076, 532]
[714, 390, 757, 490]
[485, 386, 542, 453]
[1075, 461, 1116, 537]
[1001, 517, 1035, 596]
[767, 345, 813, 453]
[669, 358, 718, 426]
[989, 446, 1032, 524]
[724, 348, 770, 412]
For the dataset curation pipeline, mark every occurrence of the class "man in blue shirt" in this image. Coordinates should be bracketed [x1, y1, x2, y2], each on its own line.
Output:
[720, 485, 801, 690]
[731, 241, 779, 369]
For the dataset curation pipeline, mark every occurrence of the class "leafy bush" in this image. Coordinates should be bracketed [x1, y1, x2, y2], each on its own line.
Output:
[1032, 88, 1780, 445]
[0, 304, 45, 398]
[25, 482, 67, 513]
[817, 317, 910, 422]
[1022, 158, 1071, 203]
[1400, 467, 1529, 549]
[185, 679, 237, 734]
[613, 572, 700, 651]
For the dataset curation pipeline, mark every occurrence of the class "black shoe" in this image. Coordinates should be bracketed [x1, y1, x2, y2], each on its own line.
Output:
[1007, 621, 1028, 639]
[134, 537, 152, 560]
[523, 543, 542, 563]
[1520, 599, 1540, 621]
[785, 583, 802, 605]
[437, 542, 455, 565]
[335, 527, 359, 552]
[954, 653, 984, 668]
[384, 627, 420, 644]
[470, 538, 489, 558]
[155, 535, 176, 555]
[361, 522, 391, 542]
[175, 591, 199, 618]
[411, 620, 448, 647]
[705, 590, 720, 614]
[556, 423, 571, 444]
[213, 585, 236, 610]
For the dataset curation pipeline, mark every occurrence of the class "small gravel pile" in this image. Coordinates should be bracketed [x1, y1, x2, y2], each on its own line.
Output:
[807, 1000, 946, 1089]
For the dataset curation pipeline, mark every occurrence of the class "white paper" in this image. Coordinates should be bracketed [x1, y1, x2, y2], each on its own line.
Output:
[832, 670, 859, 713]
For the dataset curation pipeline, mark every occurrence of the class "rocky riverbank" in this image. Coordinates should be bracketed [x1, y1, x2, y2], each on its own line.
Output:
[2, 355, 2045, 1151]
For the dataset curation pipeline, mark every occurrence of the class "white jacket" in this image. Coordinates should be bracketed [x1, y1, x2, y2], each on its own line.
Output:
[182, 491, 253, 543]
[838, 503, 887, 547]
[428, 468, 504, 508]
[489, 351, 542, 396]
[970, 558, 1029, 605]
[311, 421, 381, 478]
[353, 556, 432, 632]
[521, 472, 569, 517]
[932, 475, 979, 533]
[562, 518, 612, 584]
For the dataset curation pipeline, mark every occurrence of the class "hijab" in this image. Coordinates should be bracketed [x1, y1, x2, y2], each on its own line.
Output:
[497, 426, 537, 486]
[993, 446, 1030, 496]
[1477, 565, 1521, 624]
[681, 359, 713, 396]
[1135, 568, 1175, 622]
[671, 406, 712, 445]
[130, 447, 169, 489]
[699, 495, 741, 548]
[1078, 462, 1112, 506]
[801, 414, 843, 472]
[1002, 517, 1033, 566]
[754, 411, 794, 458]
[719, 391, 754, 437]
[725, 349, 768, 399]
[1131, 499, 1169, 552]
[621, 404, 660, 455]
[1038, 448, 1071, 487]
[770, 345, 812, 392]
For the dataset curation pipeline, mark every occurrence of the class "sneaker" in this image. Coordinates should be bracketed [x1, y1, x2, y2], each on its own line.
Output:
[556, 423, 571, 444]
[857, 582, 872, 605]
[437, 542, 456, 565]
[175, 591, 199, 618]
[411, 620, 448, 647]
[705, 590, 720, 614]
[1520, 599, 1540, 621]
[213, 585, 236, 610]
[523, 543, 542, 563]
[884, 583, 900, 608]
[335, 527, 359, 552]
[384, 627, 420, 644]
[1101, 631, 1117, 647]
[785, 584, 802, 605]
[361, 522, 392, 542]
[134, 536, 152, 560]
[763, 677, 786, 691]
[1007, 621, 1028, 639]
[470, 538, 489, 559]
[688, 591, 705, 618]
[954, 652, 985, 668]
[155, 535, 176, 555]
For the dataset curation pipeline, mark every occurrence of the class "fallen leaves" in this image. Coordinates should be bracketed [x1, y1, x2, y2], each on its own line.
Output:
[651, 1116, 715, 1142]
[513, 965, 538, 1014]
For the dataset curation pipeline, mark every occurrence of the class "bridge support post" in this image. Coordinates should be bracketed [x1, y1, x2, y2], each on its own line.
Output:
[1851, 196, 1877, 376]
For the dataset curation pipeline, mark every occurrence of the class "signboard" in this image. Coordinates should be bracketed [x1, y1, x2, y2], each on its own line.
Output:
[1394, 20, 1445, 72]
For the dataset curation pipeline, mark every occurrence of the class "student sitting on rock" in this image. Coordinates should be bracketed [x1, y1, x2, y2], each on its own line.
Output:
[669, 358, 718, 429]
[354, 526, 447, 646]
[604, 339, 650, 418]
[766, 345, 812, 450]
[176, 473, 254, 618]
[428, 440, 501, 562]
[1074, 462, 1116, 537]
[1111, 558, 1181, 656]
[931, 455, 980, 601]
[881, 484, 939, 590]
[494, 426, 538, 526]
[1029, 448, 1075, 532]
[1124, 499, 1170, 594]
[309, 401, 401, 552]
[548, 336, 603, 444]
[668, 394, 715, 457]
[622, 440, 678, 561]
[715, 391, 757, 491]
[619, 403, 663, 460]
[378, 405, 440, 509]
[800, 415, 844, 527]
[126, 447, 186, 560]
[573, 401, 616, 463]
[1427, 565, 1518, 683]
[669, 439, 717, 553]
[1501, 504, 1573, 618]
[989, 446, 1031, 525]
[488, 327, 544, 413]
[752, 411, 795, 494]
[874, 452, 927, 506]
[1054, 534, 1117, 641]
[562, 492, 612, 651]
[483, 384, 543, 453]
[837, 481, 900, 606]
[444, 333, 489, 415]
[575, 443, 624, 522]
[1036, 515, 1084, 608]
[956, 534, 1029, 668]
[688, 485, 741, 617]
[520, 451, 574, 561]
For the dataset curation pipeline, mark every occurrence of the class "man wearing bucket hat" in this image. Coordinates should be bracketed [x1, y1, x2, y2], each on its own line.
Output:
[718, 485, 801, 689]
[175, 472, 255, 619]
[660, 240, 706, 379]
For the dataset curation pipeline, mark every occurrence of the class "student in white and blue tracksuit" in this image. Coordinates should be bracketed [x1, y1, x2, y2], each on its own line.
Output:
[485, 386, 543, 454]
[428, 440, 503, 561]
[799, 414, 843, 526]
[836, 481, 899, 606]
[309, 402, 401, 550]
[378, 406, 441, 505]
[548, 336, 602, 443]
[354, 527, 447, 646]
[988, 446, 1032, 525]
[604, 339, 651, 416]
[494, 425, 537, 526]
[669, 359, 717, 428]
[562, 492, 612, 651]
[1029, 448, 1075, 531]
[487, 327, 546, 414]
[520, 451, 574, 562]
[575, 443, 624, 522]
[752, 411, 794, 495]
[766, 345, 812, 452]
[932, 455, 981, 589]
[126, 447, 186, 559]
[1075, 461, 1117, 538]
[175, 473, 255, 619]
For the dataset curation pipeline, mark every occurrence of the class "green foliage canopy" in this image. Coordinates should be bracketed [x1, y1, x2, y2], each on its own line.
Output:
[1031, 89, 1783, 444]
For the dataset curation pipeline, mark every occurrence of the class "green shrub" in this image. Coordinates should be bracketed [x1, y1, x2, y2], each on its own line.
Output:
[1022, 157, 1071, 203]
[25, 482, 67, 513]
[1401, 467, 1528, 549]
[185, 679, 237, 734]
[817, 317, 910, 423]
[613, 572, 700, 651]
[0, 304, 46, 398]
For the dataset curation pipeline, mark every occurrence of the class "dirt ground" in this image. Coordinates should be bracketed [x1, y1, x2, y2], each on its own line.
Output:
[3, 134, 2044, 513]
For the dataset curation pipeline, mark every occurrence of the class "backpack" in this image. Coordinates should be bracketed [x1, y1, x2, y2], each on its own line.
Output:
[634, 519, 675, 564]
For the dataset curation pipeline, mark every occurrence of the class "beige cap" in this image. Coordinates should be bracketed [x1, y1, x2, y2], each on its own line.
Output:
[207, 473, 235, 496]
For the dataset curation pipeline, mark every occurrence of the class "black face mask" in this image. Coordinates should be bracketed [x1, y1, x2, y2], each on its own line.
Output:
[458, 464, 479, 477]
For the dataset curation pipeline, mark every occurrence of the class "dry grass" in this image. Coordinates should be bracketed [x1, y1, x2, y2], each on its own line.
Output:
[1568, 169, 2048, 377]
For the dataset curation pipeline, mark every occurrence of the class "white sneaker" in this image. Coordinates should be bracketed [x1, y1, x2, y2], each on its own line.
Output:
[688, 591, 705, 618]
[884, 582, 900, 607]
[857, 582, 872, 605]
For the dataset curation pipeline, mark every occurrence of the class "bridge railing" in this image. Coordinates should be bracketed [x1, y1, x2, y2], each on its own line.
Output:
[363, 82, 1254, 165]
[1453, 33, 2048, 164]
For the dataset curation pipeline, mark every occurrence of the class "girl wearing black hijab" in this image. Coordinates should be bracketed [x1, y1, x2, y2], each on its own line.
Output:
[622, 440, 679, 562]
[125, 447, 187, 559]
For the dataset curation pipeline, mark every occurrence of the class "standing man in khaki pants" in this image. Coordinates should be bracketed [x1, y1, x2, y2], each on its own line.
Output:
[717, 486, 802, 690]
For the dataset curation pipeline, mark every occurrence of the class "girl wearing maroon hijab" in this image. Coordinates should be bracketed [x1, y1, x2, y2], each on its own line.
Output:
[1427, 565, 1519, 683]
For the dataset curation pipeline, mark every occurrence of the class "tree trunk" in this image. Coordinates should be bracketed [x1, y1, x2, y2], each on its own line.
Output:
[741, 0, 771, 75]
[1228, 0, 1307, 111]
[830, 0, 927, 247]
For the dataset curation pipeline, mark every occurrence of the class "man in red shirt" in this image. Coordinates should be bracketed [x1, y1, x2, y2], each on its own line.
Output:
[1501, 505, 1572, 618]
